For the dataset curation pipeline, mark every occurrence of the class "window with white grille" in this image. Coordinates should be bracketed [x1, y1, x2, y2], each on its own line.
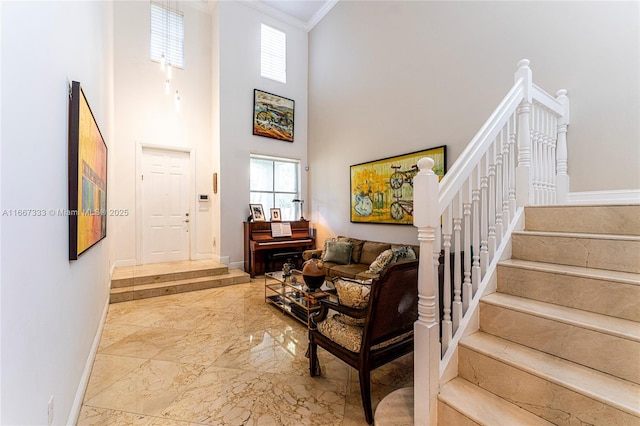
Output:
[150, 2, 184, 69]
[250, 155, 299, 220]
[261, 24, 286, 83]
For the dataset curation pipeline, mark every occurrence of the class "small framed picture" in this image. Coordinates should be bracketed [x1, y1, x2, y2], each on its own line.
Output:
[249, 204, 265, 221]
[270, 208, 281, 222]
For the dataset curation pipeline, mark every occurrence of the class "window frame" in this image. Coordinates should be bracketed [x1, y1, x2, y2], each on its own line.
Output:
[150, 1, 185, 69]
[250, 155, 300, 221]
[260, 23, 287, 84]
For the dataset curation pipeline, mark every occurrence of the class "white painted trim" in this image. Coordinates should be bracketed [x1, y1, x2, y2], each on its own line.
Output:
[136, 143, 197, 265]
[67, 295, 110, 425]
[439, 207, 524, 381]
[568, 189, 640, 205]
[237, 0, 338, 32]
[113, 258, 137, 268]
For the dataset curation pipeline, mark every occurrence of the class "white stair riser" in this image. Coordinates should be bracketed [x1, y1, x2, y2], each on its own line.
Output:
[512, 234, 640, 273]
[480, 303, 640, 384]
[497, 265, 640, 322]
[458, 345, 637, 425]
[525, 205, 640, 236]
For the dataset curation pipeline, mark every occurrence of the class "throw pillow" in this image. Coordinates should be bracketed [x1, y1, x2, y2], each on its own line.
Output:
[322, 240, 354, 265]
[392, 246, 417, 262]
[333, 277, 372, 309]
[366, 248, 394, 274]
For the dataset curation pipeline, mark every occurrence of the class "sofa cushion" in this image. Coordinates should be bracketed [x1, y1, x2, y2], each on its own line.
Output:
[338, 236, 365, 264]
[322, 240, 353, 265]
[366, 249, 394, 274]
[392, 245, 417, 262]
[327, 263, 369, 280]
[359, 241, 391, 265]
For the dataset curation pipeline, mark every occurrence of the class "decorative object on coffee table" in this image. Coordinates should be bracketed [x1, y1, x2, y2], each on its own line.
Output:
[302, 253, 325, 291]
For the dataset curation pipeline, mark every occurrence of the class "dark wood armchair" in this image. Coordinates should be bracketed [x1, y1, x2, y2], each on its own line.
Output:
[308, 260, 419, 424]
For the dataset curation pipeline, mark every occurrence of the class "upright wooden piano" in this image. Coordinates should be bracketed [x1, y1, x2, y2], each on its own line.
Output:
[243, 220, 315, 277]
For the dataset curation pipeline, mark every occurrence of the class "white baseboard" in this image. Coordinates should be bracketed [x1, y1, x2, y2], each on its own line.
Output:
[67, 295, 110, 425]
[113, 258, 136, 268]
[568, 189, 640, 205]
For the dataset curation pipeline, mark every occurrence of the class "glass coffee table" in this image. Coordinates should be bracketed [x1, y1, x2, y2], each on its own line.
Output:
[265, 269, 336, 327]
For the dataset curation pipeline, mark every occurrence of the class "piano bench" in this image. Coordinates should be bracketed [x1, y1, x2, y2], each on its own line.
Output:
[267, 251, 303, 271]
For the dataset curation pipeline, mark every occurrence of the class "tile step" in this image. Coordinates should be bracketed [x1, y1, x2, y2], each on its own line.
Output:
[481, 293, 640, 342]
[480, 293, 640, 383]
[438, 377, 553, 426]
[512, 232, 640, 273]
[460, 332, 640, 418]
[110, 269, 251, 303]
[524, 205, 640, 236]
[111, 261, 229, 288]
[497, 259, 640, 322]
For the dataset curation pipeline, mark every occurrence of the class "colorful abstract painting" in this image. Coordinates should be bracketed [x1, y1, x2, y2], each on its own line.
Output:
[350, 146, 446, 225]
[69, 81, 108, 260]
[253, 89, 294, 142]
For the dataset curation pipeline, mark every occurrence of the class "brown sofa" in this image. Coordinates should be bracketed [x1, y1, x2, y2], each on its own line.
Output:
[302, 236, 419, 281]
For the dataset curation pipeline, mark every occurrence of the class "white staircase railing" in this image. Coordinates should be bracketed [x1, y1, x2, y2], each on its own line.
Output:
[412, 59, 570, 425]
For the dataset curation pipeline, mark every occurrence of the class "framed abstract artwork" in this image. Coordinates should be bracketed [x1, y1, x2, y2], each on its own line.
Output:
[350, 146, 446, 225]
[68, 81, 108, 260]
[253, 89, 294, 142]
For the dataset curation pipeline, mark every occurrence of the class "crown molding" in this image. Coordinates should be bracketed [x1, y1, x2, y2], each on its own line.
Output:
[238, 0, 338, 32]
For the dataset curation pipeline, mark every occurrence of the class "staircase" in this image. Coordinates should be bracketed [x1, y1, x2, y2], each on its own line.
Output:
[110, 259, 251, 303]
[438, 204, 640, 425]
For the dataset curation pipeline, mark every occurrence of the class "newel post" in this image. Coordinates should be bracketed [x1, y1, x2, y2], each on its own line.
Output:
[413, 157, 441, 426]
[556, 89, 570, 203]
[514, 59, 534, 207]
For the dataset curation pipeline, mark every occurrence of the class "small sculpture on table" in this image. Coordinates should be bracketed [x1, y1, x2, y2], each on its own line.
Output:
[301, 253, 325, 292]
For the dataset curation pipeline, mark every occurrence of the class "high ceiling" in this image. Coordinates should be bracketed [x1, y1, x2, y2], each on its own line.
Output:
[241, 0, 338, 31]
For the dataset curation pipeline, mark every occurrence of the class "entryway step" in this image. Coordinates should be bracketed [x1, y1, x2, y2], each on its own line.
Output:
[439, 377, 554, 426]
[110, 269, 250, 303]
[459, 332, 640, 425]
[497, 259, 640, 321]
[111, 259, 229, 288]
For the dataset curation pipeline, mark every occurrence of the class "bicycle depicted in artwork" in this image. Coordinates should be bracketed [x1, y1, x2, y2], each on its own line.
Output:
[255, 105, 293, 133]
[388, 164, 418, 220]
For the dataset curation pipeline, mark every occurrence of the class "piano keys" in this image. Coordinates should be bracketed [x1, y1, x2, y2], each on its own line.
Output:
[243, 220, 315, 277]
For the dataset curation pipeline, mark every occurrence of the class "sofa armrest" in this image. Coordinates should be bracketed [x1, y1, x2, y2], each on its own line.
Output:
[302, 249, 323, 261]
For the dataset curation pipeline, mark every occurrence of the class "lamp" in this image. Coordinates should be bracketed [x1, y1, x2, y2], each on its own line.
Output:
[292, 199, 305, 221]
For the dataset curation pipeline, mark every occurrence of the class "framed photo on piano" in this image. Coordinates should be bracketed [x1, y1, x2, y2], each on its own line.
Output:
[250, 204, 265, 221]
[270, 208, 281, 222]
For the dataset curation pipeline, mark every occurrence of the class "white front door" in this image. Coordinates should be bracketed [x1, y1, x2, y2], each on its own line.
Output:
[142, 148, 190, 264]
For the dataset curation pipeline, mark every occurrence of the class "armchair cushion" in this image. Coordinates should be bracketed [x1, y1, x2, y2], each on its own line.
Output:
[322, 240, 354, 265]
[317, 312, 363, 352]
[334, 277, 372, 309]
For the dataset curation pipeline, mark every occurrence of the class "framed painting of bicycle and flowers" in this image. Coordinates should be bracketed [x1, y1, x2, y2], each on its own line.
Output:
[350, 146, 446, 225]
[253, 89, 295, 142]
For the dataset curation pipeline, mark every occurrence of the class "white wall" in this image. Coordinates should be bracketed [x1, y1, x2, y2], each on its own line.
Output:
[217, 1, 309, 268]
[0, 1, 114, 424]
[308, 1, 640, 245]
[112, 1, 213, 265]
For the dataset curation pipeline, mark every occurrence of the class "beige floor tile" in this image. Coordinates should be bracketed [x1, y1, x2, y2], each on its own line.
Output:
[79, 276, 414, 425]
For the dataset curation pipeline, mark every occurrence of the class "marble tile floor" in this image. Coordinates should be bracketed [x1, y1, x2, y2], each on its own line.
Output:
[78, 277, 413, 425]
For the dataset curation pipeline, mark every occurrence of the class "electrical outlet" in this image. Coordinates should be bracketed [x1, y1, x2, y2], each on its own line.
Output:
[48, 395, 54, 425]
